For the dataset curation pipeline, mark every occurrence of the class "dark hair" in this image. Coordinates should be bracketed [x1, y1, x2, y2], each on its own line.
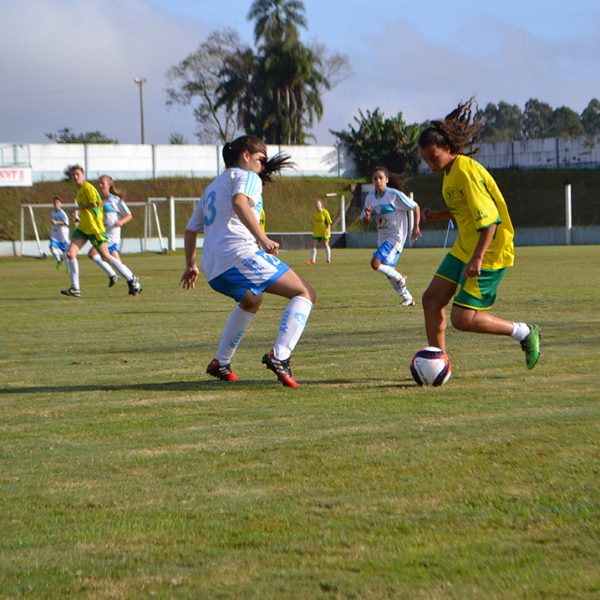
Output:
[418, 97, 482, 156]
[371, 165, 406, 192]
[68, 164, 84, 176]
[99, 174, 125, 199]
[222, 135, 294, 184]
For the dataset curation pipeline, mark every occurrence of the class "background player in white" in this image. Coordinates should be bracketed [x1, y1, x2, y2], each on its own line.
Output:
[181, 135, 316, 388]
[361, 166, 421, 306]
[49, 196, 70, 269]
[87, 175, 137, 291]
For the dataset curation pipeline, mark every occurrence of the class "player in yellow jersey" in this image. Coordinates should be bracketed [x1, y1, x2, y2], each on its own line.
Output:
[418, 98, 540, 370]
[307, 198, 332, 264]
[60, 165, 142, 297]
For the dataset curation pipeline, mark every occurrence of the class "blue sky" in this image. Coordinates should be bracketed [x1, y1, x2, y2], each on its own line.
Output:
[1, 0, 599, 145]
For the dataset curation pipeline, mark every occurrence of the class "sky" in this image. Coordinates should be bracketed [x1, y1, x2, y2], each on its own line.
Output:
[1, 0, 600, 146]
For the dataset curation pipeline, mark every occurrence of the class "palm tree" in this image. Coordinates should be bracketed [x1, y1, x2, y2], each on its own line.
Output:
[247, 0, 307, 46]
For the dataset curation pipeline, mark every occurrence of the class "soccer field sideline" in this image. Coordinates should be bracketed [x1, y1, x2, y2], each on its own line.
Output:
[0, 246, 598, 598]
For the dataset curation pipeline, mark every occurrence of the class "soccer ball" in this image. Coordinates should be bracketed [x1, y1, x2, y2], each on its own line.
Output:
[410, 346, 452, 386]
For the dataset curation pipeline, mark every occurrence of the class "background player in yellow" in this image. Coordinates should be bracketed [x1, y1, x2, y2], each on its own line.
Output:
[60, 165, 142, 297]
[307, 198, 332, 264]
[418, 98, 541, 370]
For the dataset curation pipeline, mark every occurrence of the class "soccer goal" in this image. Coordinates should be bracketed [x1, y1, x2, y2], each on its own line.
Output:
[19, 199, 177, 258]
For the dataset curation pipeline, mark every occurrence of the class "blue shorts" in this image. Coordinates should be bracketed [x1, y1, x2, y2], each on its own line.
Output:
[209, 250, 291, 302]
[108, 242, 119, 254]
[373, 240, 401, 267]
[49, 240, 69, 252]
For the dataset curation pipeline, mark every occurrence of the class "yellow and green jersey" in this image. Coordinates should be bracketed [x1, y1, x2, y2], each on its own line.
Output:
[76, 181, 105, 235]
[442, 154, 514, 270]
[312, 209, 332, 238]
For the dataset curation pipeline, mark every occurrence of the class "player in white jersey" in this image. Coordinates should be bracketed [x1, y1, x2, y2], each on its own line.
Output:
[87, 175, 141, 294]
[361, 166, 421, 306]
[181, 135, 316, 388]
[49, 196, 70, 268]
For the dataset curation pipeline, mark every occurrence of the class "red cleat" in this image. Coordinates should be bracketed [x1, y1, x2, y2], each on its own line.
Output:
[261, 351, 298, 388]
[206, 358, 238, 381]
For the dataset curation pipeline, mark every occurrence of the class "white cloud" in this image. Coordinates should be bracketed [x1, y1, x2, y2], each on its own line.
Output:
[0, 0, 207, 143]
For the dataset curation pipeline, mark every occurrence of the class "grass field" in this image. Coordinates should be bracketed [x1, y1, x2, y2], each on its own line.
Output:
[1, 246, 598, 598]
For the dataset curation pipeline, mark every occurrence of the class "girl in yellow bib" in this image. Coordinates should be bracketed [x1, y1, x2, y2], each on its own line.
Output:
[418, 98, 540, 370]
[307, 198, 332, 264]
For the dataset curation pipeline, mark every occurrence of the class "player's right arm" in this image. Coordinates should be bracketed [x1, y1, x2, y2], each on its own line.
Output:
[421, 207, 452, 223]
[180, 229, 200, 289]
[232, 193, 279, 255]
[180, 195, 205, 290]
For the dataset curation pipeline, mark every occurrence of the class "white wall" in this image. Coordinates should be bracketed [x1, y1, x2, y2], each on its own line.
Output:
[4, 133, 600, 182]
[14, 143, 356, 182]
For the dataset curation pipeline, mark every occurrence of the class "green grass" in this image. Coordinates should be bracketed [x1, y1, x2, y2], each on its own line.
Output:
[1, 247, 599, 598]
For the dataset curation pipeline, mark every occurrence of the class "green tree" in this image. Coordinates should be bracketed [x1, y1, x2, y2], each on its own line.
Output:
[165, 29, 242, 143]
[331, 108, 421, 176]
[247, 0, 307, 45]
[580, 98, 600, 135]
[523, 98, 554, 139]
[480, 101, 524, 141]
[46, 128, 117, 143]
[550, 106, 584, 138]
[169, 133, 188, 144]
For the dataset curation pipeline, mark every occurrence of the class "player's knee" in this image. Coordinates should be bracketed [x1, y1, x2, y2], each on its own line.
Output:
[422, 288, 440, 313]
[450, 307, 473, 331]
[303, 282, 317, 304]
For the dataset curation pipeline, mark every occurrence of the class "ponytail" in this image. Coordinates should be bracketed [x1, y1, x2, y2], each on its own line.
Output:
[418, 97, 482, 155]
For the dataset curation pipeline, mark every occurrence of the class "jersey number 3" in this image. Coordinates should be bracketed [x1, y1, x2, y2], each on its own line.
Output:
[204, 191, 217, 226]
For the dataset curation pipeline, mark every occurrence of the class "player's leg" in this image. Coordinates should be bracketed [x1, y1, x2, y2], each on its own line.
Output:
[61, 238, 85, 296]
[307, 239, 317, 264]
[262, 269, 316, 387]
[49, 240, 63, 267]
[371, 245, 412, 304]
[98, 241, 141, 295]
[324, 239, 331, 263]
[422, 275, 457, 351]
[450, 266, 541, 369]
[207, 293, 264, 382]
[88, 246, 118, 285]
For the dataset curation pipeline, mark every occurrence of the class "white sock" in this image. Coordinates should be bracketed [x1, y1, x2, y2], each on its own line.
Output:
[311, 248, 317, 262]
[91, 253, 116, 276]
[273, 296, 313, 360]
[377, 264, 402, 282]
[215, 306, 255, 364]
[325, 246, 331, 262]
[511, 322, 531, 341]
[108, 257, 134, 281]
[67, 258, 80, 290]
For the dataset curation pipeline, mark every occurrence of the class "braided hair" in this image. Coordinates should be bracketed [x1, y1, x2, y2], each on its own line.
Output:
[418, 97, 482, 156]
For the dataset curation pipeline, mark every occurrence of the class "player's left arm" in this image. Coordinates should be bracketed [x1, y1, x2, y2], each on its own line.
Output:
[410, 202, 421, 241]
[115, 201, 133, 228]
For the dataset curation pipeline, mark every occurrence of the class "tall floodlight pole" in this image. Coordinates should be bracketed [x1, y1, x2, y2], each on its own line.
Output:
[133, 77, 147, 144]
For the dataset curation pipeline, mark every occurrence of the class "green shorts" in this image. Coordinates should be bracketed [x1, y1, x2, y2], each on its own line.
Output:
[312, 236, 330, 241]
[435, 253, 506, 311]
[73, 228, 109, 250]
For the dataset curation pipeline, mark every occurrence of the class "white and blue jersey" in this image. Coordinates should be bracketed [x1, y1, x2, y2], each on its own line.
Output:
[103, 193, 131, 248]
[50, 208, 70, 249]
[362, 187, 416, 250]
[186, 167, 265, 282]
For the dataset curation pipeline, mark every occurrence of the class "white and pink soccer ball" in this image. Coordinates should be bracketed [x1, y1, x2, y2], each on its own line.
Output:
[410, 346, 452, 386]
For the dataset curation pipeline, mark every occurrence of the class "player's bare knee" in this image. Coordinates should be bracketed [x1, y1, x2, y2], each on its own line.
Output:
[450, 307, 474, 331]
